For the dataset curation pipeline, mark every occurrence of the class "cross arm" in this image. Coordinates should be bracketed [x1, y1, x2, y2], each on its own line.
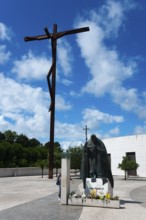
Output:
[24, 26, 89, 42]
[24, 35, 50, 42]
[56, 26, 90, 39]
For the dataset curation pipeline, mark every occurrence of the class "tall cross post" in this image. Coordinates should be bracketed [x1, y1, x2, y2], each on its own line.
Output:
[83, 125, 90, 189]
[83, 125, 90, 143]
[24, 24, 89, 178]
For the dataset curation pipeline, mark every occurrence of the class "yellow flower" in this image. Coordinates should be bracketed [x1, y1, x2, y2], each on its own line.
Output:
[105, 193, 111, 200]
[90, 189, 97, 198]
[98, 191, 104, 200]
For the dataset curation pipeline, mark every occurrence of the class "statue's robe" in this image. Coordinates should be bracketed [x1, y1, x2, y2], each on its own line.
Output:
[81, 135, 114, 189]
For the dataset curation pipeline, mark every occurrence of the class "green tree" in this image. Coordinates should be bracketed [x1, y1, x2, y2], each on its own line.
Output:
[44, 141, 63, 176]
[22, 147, 30, 166]
[68, 146, 82, 172]
[0, 130, 49, 168]
[11, 143, 24, 167]
[15, 134, 30, 148]
[29, 138, 41, 147]
[0, 141, 13, 167]
[54, 142, 63, 176]
[0, 132, 5, 142]
[118, 156, 139, 180]
[19, 158, 28, 167]
[37, 160, 47, 178]
[0, 142, 7, 167]
[4, 130, 17, 144]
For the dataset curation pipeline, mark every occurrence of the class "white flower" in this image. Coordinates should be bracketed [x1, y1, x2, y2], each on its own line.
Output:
[72, 193, 77, 198]
[82, 193, 86, 199]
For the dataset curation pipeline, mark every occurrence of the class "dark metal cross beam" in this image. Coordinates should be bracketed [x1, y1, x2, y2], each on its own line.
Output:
[24, 26, 89, 41]
[24, 24, 89, 179]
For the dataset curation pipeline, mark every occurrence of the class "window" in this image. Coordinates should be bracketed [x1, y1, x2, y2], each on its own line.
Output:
[126, 152, 137, 176]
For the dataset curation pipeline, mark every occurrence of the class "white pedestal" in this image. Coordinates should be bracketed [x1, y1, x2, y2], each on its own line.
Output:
[61, 157, 70, 205]
[86, 178, 113, 197]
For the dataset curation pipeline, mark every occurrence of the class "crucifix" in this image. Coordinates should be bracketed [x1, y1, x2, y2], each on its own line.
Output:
[24, 24, 89, 179]
[83, 125, 90, 143]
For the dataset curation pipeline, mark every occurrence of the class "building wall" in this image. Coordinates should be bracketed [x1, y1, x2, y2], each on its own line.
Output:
[103, 134, 146, 177]
[0, 167, 49, 177]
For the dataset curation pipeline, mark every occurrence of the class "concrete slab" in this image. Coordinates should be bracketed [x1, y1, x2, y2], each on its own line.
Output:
[0, 175, 146, 220]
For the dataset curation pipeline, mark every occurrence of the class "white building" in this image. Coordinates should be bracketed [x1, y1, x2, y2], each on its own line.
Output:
[103, 134, 146, 177]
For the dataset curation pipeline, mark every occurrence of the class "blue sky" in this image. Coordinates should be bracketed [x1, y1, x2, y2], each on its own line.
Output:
[0, 0, 146, 149]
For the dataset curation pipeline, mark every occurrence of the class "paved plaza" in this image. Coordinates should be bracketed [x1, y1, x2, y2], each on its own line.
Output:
[0, 175, 146, 220]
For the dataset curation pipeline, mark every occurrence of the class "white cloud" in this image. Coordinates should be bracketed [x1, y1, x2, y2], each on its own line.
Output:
[60, 140, 83, 150]
[0, 115, 10, 129]
[112, 87, 139, 111]
[98, 0, 137, 29]
[57, 39, 73, 76]
[81, 107, 124, 130]
[12, 42, 73, 83]
[0, 1, 143, 146]
[75, 0, 146, 120]
[12, 51, 51, 80]
[109, 126, 120, 135]
[55, 119, 121, 149]
[76, 19, 136, 97]
[0, 45, 11, 64]
[0, 73, 48, 113]
[97, 0, 125, 38]
[55, 121, 83, 141]
[69, 90, 81, 97]
[99, 126, 120, 139]
[0, 23, 11, 64]
[0, 23, 11, 41]
[0, 72, 49, 137]
[56, 95, 72, 111]
[0, 73, 72, 139]
[134, 123, 146, 135]
[112, 87, 146, 119]
[61, 79, 73, 86]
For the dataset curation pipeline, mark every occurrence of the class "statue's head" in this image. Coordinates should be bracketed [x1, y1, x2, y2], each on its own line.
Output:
[90, 134, 98, 145]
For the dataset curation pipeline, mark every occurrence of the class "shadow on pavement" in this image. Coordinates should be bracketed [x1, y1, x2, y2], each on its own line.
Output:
[120, 199, 142, 205]
[0, 193, 82, 220]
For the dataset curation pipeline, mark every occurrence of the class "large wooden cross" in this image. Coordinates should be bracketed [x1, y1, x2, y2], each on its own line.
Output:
[24, 24, 89, 178]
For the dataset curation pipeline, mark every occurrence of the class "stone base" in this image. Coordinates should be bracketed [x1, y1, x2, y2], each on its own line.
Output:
[68, 198, 120, 209]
